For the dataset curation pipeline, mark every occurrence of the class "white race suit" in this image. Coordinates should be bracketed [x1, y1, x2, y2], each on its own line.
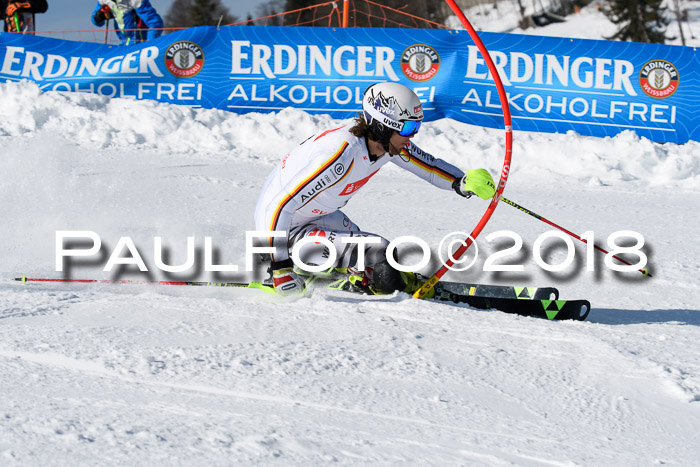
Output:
[254, 125, 464, 269]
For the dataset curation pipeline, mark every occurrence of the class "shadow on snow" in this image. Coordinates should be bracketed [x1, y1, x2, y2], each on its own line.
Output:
[587, 308, 700, 326]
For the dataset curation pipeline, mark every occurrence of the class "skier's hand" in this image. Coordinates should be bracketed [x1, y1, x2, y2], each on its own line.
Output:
[453, 169, 496, 200]
[271, 259, 305, 296]
[6, 2, 31, 17]
[93, 5, 113, 24]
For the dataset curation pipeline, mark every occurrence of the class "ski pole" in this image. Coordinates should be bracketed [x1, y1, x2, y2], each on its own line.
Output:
[13, 276, 276, 292]
[500, 196, 651, 277]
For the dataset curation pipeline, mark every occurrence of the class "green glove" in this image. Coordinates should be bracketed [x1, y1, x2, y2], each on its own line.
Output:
[453, 169, 496, 200]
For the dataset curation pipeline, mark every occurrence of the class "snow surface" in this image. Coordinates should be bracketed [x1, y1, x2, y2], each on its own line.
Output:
[2, 11, 700, 462]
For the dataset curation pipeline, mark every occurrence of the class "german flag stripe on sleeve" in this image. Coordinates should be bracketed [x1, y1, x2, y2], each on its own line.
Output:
[268, 141, 349, 232]
[404, 151, 457, 182]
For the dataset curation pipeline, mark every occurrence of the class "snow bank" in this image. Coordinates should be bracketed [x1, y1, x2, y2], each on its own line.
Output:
[1, 80, 698, 191]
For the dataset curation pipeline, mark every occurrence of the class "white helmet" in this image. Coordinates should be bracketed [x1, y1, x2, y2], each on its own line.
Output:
[362, 82, 423, 143]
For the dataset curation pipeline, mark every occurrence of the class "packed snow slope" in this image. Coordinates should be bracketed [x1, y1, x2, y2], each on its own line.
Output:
[1, 79, 699, 466]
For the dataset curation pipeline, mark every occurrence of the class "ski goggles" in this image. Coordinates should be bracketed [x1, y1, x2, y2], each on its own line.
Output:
[398, 119, 421, 137]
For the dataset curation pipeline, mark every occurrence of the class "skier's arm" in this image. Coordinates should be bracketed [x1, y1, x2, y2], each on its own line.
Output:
[390, 142, 463, 190]
[135, 0, 163, 40]
[6, 0, 48, 16]
[91, 2, 109, 27]
[392, 142, 496, 200]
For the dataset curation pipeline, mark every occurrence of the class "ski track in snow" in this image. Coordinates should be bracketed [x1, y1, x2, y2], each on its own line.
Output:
[0, 284, 698, 464]
[1, 77, 699, 464]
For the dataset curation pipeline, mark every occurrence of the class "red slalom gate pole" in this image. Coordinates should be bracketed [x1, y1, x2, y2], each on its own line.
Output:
[500, 196, 651, 277]
[414, 0, 513, 299]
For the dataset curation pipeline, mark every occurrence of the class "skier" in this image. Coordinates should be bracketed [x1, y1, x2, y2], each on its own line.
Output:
[90, 0, 163, 45]
[254, 82, 496, 296]
[1, 0, 48, 33]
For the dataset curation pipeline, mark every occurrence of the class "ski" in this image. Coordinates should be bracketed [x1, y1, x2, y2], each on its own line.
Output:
[299, 275, 558, 300]
[318, 276, 588, 321]
[14, 276, 586, 320]
[435, 292, 591, 321]
[435, 280, 557, 300]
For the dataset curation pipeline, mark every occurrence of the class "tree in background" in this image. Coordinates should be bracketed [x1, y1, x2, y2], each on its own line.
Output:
[409, 0, 449, 25]
[603, 0, 670, 43]
[282, 0, 319, 25]
[164, 0, 238, 29]
[255, 0, 285, 25]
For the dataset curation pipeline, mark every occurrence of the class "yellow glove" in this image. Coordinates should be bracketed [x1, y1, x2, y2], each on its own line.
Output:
[453, 169, 496, 200]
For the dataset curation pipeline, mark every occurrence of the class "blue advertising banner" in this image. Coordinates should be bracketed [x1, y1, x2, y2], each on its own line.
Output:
[1, 26, 697, 143]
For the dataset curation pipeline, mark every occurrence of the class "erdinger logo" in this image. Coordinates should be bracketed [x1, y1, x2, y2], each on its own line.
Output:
[401, 44, 440, 82]
[639, 60, 679, 98]
[165, 41, 204, 78]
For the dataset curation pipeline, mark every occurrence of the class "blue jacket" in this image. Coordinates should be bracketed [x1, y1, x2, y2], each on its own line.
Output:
[91, 0, 163, 45]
